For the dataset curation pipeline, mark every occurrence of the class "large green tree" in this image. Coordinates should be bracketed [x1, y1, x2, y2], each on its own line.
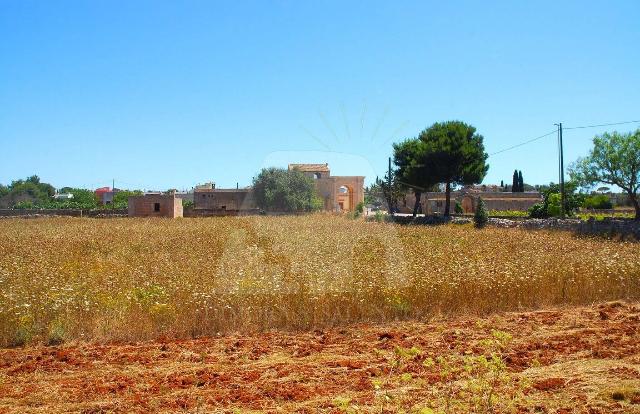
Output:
[252, 167, 322, 212]
[419, 121, 489, 216]
[569, 129, 640, 220]
[393, 138, 434, 216]
[0, 175, 56, 208]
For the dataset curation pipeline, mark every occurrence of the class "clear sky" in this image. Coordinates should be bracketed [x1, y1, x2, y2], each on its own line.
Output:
[1, 1, 639, 191]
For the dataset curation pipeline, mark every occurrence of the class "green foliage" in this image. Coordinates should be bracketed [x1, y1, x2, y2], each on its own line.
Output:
[570, 128, 639, 219]
[454, 201, 464, 214]
[518, 170, 524, 192]
[474, 197, 488, 227]
[0, 175, 56, 208]
[111, 190, 142, 209]
[528, 203, 546, 218]
[182, 199, 194, 209]
[252, 167, 323, 212]
[582, 194, 613, 210]
[355, 201, 364, 214]
[392, 120, 488, 217]
[67, 188, 98, 208]
[528, 181, 585, 218]
[393, 138, 433, 216]
[419, 121, 489, 216]
[0, 178, 105, 209]
[546, 193, 563, 217]
[374, 169, 405, 213]
[488, 210, 528, 217]
[512, 170, 524, 192]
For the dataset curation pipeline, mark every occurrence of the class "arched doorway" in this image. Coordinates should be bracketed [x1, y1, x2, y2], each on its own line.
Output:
[461, 195, 476, 213]
[337, 185, 353, 212]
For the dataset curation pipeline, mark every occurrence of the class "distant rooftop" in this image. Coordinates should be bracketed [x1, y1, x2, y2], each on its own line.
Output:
[194, 188, 251, 193]
[288, 163, 330, 172]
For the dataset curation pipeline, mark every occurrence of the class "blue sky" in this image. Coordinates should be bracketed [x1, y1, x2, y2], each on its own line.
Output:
[1, 1, 639, 190]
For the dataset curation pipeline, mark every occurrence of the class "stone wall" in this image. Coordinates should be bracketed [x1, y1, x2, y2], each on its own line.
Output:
[488, 217, 640, 240]
[183, 207, 260, 217]
[0, 209, 128, 218]
[387, 215, 639, 240]
[399, 191, 542, 214]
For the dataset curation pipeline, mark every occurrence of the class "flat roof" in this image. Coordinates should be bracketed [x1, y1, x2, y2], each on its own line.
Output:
[288, 163, 330, 172]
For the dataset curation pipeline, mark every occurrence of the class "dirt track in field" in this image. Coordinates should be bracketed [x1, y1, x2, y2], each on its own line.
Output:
[1, 302, 639, 413]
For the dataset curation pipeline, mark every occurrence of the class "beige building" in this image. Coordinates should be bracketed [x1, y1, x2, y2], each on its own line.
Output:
[128, 194, 183, 218]
[191, 163, 365, 213]
[400, 189, 542, 214]
[288, 163, 365, 212]
[194, 188, 256, 212]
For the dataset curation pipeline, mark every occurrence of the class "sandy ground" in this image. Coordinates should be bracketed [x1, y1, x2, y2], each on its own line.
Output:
[1, 302, 639, 413]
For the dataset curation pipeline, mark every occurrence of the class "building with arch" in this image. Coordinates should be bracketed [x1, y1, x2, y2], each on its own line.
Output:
[287, 164, 364, 212]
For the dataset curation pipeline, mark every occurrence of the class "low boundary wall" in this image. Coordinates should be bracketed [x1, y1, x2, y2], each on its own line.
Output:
[0, 209, 128, 218]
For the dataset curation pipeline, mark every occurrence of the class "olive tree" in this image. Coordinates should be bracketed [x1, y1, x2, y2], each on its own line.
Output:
[569, 129, 640, 220]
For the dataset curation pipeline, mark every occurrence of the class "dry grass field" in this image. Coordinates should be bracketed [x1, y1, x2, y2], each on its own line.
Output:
[0, 215, 638, 347]
[1, 216, 640, 413]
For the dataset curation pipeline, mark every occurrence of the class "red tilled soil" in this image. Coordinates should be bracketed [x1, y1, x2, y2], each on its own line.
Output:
[1, 302, 639, 413]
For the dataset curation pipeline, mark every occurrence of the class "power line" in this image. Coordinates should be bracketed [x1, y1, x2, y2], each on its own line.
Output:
[489, 130, 557, 156]
[563, 119, 640, 130]
[488, 118, 640, 157]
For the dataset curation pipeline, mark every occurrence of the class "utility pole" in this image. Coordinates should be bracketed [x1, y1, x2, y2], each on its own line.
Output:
[388, 157, 392, 215]
[555, 123, 566, 218]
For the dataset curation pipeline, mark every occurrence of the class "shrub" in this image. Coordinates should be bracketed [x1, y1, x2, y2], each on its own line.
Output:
[454, 201, 463, 214]
[582, 194, 613, 210]
[546, 193, 563, 217]
[528, 203, 547, 218]
[474, 197, 488, 227]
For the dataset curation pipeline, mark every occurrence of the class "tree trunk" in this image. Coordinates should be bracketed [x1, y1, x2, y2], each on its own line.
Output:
[413, 191, 422, 218]
[630, 192, 640, 221]
[444, 182, 451, 217]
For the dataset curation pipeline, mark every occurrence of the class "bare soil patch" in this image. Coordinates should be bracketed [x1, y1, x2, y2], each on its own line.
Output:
[1, 302, 639, 413]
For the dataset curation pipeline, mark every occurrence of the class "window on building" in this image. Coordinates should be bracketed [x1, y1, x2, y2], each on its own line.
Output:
[154, 203, 160, 212]
[314, 172, 321, 179]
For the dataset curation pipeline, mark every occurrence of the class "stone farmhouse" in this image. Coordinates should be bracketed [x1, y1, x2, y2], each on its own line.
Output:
[129, 163, 365, 217]
[191, 163, 364, 214]
[128, 193, 183, 218]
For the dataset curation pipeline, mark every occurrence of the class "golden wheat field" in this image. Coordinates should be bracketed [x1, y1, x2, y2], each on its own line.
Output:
[0, 215, 638, 347]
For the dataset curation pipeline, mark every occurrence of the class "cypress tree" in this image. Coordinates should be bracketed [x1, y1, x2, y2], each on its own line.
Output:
[518, 170, 524, 192]
[512, 170, 518, 193]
